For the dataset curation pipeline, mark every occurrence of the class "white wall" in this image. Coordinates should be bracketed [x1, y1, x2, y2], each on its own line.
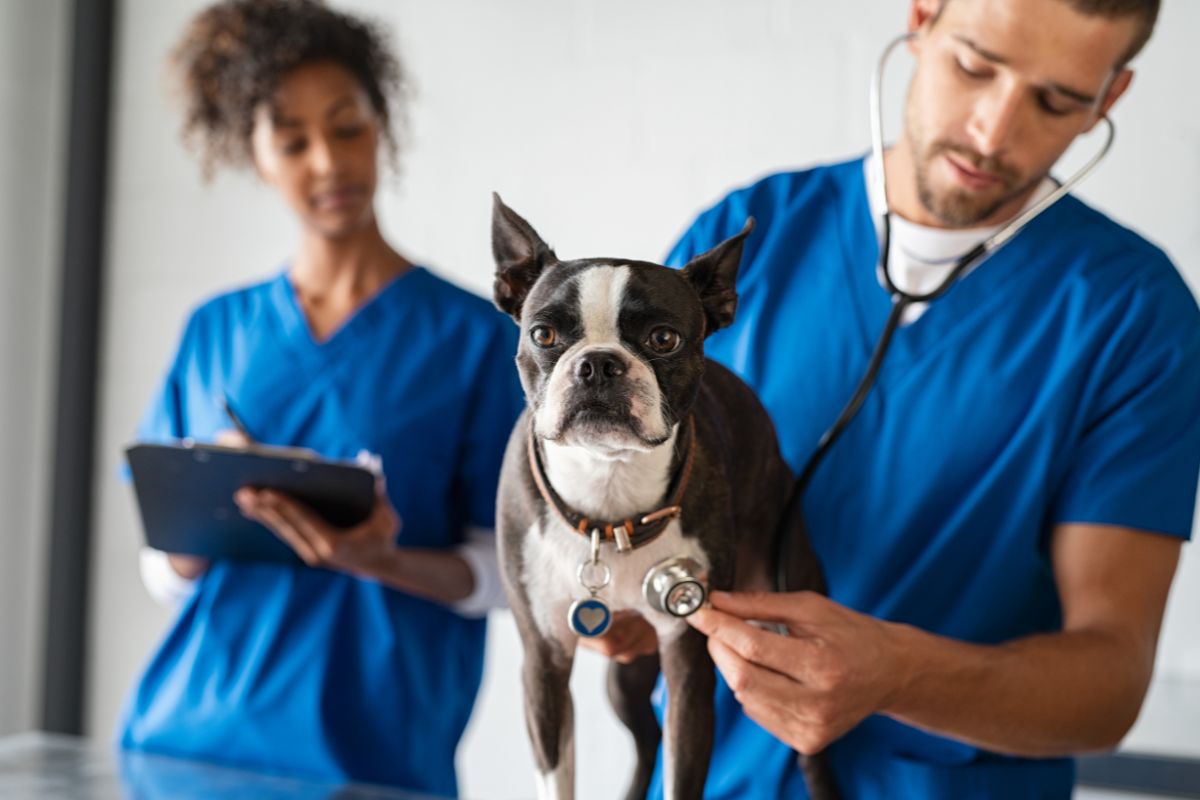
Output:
[0, 0, 68, 737]
[88, 2, 1200, 798]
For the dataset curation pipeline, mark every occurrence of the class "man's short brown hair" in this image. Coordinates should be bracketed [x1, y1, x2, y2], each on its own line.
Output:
[1062, 0, 1161, 65]
[935, 0, 1160, 67]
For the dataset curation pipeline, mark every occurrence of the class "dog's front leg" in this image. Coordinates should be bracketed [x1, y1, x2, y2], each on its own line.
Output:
[523, 637, 576, 800]
[658, 626, 716, 800]
[607, 652, 662, 800]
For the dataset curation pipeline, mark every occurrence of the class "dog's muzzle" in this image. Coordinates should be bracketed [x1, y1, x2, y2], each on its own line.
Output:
[642, 556, 708, 617]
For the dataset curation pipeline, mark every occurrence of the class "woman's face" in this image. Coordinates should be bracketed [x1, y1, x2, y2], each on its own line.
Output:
[251, 61, 382, 239]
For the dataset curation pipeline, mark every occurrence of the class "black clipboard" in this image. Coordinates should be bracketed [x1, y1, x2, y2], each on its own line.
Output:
[125, 441, 377, 563]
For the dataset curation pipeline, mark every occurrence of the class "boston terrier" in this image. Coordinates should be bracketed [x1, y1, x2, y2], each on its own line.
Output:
[490, 196, 836, 800]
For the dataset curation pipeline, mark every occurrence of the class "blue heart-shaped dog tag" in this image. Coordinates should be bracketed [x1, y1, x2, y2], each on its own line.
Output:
[568, 598, 612, 638]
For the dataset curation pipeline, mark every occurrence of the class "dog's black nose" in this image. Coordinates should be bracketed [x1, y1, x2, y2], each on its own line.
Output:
[574, 351, 626, 386]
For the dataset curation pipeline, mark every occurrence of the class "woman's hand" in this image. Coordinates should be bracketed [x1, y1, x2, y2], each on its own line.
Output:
[577, 610, 660, 663]
[215, 429, 250, 448]
[166, 553, 210, 579]
[235, 481, 400, 576]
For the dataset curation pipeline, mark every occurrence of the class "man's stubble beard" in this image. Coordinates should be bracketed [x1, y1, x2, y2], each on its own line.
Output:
[905, 97, 1035, 227]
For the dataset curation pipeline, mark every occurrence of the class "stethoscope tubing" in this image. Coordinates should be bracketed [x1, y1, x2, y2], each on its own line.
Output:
[776, 32, 1117, 593]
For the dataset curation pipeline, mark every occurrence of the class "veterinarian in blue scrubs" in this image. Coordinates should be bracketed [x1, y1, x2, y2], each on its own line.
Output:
[117, 2, 521, 796]
[615, 1, 1200, 797]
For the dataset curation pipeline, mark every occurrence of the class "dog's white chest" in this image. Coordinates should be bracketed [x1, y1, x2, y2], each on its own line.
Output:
[522, 516, 709, 647]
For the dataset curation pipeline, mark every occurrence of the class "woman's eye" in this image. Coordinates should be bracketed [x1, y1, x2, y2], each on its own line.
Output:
[646, 327, 682, 354]
[281, 138, 307, 156]
[531, 325, 557, 348]
[334, 125, 365, 139]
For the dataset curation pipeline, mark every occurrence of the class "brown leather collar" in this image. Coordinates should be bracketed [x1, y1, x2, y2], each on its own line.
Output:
[527, 415, 696, 553]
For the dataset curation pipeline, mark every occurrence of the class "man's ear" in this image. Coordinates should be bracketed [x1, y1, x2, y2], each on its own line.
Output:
[1086, 68, 1132, 131]
[681, 218, 754, 336]
[907, 0, 943, 53]
[908, 0, 943, 33]
[492, 193, 557, 321]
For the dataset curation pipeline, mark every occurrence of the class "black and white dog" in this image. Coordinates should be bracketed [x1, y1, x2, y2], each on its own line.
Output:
[491, 196, 834, 800]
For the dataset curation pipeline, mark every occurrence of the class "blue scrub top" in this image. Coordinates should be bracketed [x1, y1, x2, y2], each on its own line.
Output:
[651, 158, 1200, 798]
[118, 267, 523, 797]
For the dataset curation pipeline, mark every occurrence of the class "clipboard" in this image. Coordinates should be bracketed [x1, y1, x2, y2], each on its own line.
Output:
[125, 441, 378, 564]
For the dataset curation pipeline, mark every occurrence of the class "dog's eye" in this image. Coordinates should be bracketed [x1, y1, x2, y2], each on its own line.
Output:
[646, 326, 682, 354]
[530, 325, 558, 348]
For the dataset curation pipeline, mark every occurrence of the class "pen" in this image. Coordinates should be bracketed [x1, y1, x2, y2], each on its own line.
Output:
[221, 394, 256, 445]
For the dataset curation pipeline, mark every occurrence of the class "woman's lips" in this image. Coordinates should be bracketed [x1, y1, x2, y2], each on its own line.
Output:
[313, 186, 366, 211]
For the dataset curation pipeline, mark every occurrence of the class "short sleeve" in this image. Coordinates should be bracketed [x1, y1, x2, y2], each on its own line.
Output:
[456, 317, 524, 531]
[1052, 273, 1200, 539]
[129, 316, 204, 597]
[120, 316, 197, 485]
[134, 315, 198, 444]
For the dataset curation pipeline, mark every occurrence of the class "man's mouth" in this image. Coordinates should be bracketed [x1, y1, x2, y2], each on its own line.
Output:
[943, 152, 1005, 191]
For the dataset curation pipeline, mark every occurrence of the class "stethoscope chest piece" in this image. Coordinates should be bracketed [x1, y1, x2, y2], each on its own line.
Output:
[643, 556, 708, 617]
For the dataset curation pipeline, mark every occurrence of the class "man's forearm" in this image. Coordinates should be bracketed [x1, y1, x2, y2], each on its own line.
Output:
[882, 621, 1151, 756]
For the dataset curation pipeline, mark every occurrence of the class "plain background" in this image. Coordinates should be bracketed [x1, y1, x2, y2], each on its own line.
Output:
[2, 2, 1198, 798]
[0, 0, 67, 745]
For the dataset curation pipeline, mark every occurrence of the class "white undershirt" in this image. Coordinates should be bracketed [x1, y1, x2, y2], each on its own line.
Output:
[863, 154, 1057, 324]
[139, 525, 505, 618]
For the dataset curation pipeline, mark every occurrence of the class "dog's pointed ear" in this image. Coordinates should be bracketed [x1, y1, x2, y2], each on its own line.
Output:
[681, 217, 754, 335]
[492, 193, 557, 321]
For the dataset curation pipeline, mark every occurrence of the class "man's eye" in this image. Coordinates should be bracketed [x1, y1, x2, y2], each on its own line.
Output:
[1037, 93, 1079, 117]
[955, 58, 989, 80]
[646, 326, 682, 354]
[531, 325, 558, 348]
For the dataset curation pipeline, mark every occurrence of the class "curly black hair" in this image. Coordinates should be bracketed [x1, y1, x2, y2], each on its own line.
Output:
[171, 0, 407, 178]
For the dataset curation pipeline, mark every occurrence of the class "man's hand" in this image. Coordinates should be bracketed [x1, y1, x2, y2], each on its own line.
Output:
[687, 590, 908, 755]
[235, 481, 400, 576]
[577, 610, 659, 663]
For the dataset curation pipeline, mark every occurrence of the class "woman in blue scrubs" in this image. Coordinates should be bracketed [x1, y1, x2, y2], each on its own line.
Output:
[117, 2, 522, 795]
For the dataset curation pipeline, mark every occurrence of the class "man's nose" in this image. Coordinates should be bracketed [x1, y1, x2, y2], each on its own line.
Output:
[966, 83, 1023, 158]
[574, 351, 626, 387]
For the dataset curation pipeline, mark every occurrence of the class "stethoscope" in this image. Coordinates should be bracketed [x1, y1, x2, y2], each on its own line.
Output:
[775, 33, 1117, 592]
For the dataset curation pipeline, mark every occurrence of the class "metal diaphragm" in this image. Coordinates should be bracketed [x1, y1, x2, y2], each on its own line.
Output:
[642, 556, 708, 617]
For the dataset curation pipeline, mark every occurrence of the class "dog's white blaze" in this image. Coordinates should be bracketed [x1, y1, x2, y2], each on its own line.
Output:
[535, 265, 670, 445]
[577, 264, 628, 343]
